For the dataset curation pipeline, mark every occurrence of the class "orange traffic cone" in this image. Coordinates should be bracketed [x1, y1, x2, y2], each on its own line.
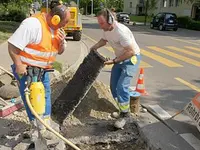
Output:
[135, 68, 148, 96]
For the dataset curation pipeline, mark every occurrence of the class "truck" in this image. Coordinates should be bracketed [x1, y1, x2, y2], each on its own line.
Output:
[64, 6, 82, 41]
[41, 1, 82, 41]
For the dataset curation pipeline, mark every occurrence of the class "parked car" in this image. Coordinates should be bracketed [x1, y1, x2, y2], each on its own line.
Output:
[116, 12, 130, 24]
[150, 12, 178, 31]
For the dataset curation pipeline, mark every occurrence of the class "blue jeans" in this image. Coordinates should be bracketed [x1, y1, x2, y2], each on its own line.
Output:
[110, 55, 141, 113]
[11, 64, 51, 121]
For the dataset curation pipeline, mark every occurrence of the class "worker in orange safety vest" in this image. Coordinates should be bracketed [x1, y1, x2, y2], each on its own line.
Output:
[8, 2, 70, 141]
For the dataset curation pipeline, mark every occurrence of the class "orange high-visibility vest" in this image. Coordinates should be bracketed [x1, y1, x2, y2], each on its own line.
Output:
[19, 13, 60, 69]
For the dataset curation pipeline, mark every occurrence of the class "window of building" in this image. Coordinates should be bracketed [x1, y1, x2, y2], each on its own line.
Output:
[130, 2, 132, 8]
[175, 0, 179, 7]
[139, 0, 144, 3]
[162, 0, 167, 7]
[169, 0, 174, 7]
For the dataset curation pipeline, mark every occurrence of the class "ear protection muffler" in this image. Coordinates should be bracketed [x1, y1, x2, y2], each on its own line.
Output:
[106, 9, 114, 25]
[51, 15, 61, 26]
[51, 5, 67, 26]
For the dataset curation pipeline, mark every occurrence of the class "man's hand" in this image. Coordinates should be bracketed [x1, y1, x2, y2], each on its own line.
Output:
[15, 64, 27, 75]
[104, 59, 114, 65]
[57, 28, 66, 43]
[57, 28, 66, 54]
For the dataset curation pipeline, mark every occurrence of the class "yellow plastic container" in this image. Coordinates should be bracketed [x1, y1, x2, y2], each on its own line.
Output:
[29, 82, 45, 115]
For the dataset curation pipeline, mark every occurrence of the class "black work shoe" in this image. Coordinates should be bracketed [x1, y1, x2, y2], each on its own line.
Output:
[114, 112, 131, 129]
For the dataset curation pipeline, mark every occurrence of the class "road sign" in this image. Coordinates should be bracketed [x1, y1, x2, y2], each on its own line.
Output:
[184, 93, 200, 132]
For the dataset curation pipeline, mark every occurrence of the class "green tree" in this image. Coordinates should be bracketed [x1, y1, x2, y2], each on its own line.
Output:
[144, 0, 158, 25]
[0, 0, 12, 9]
[105, 0, 123, 12]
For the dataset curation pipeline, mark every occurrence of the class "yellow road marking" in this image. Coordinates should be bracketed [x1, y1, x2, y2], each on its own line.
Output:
[175, 78, 200, 92]
[83, 34, 152, 68]
[184, 46, 200, 52]
[141, 49, 182, 67]
[166, 46, 200, 58]
[83, 33, 97, 43]
[148, 46, 200, 67]
[140, 61, 153, 68]
[172, 38, 200, 46]
[105, 46, 114, 51]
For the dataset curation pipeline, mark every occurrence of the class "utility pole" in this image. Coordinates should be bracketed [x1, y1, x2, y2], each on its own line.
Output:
[77, 0, 79, 8]
[144, 0, 149, 26]
[91, 0, 93, 16]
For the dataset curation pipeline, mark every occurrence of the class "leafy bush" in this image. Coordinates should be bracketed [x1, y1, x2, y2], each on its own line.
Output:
[0, 9, 26, 22]
[178, 16, 200, 30]
[188, 20, 200, 31]
[177, 16, 191, 28]
[94, 7, 102, 16]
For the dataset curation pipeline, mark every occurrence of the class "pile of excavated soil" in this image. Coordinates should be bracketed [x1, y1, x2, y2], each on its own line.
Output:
[57, 79, 149, 150]
[0, 68, 151, 150]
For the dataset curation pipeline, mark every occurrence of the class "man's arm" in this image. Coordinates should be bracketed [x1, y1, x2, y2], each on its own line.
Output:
[113, 45, 134, 63]
[8, 42, 27, 75]
[104, 45, 134, 65]
[8, 42, 23, 66]
[90, 38, 107, 51]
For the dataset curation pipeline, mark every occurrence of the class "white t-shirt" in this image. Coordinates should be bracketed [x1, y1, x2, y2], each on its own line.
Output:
[8, 17, 42, 50]
[102, 21, 140, 57]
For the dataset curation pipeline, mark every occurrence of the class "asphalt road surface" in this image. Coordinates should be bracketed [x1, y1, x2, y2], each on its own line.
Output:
[81, 15, 200, 150]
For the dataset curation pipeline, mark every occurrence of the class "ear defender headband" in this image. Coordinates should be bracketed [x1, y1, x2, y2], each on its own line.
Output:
[106, 9, 114, 25]
[51, 5, 67, 26]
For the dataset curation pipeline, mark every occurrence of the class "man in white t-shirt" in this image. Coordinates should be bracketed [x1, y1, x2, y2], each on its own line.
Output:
[90, 9, 141, 129]
[8, 3, 70, 141]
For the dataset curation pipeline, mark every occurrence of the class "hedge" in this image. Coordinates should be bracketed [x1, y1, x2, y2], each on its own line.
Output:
[0, 9, 26, 22]
[178, 16, 200, 31]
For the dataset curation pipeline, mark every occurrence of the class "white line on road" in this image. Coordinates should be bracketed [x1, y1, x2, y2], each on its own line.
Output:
[149, 104, 171, 119]
[180, 133, 200, 150]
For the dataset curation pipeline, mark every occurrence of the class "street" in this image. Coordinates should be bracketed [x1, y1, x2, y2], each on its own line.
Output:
[81, 16, 200, 149]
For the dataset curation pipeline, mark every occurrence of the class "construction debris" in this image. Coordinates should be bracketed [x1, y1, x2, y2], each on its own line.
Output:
[0, 54, 153, 149]
[0, 70, 22, 117]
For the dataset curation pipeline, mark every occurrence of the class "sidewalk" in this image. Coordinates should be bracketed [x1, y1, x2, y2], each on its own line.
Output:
[0, 39, 88, 73]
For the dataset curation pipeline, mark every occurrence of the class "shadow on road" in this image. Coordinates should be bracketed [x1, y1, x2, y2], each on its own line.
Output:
[141, 89, 197, 112]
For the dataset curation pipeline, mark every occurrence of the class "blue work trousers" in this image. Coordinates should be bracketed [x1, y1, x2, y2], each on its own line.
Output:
[110, 55, 141, 112]
[11, 64, 51, 121]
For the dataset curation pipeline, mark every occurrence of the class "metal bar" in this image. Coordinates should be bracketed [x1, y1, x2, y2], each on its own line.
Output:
[0, 66, 14, 77]
[0, 97, 9, 105]
[141, 104, 179, 134]
[168, 109, 184, 120]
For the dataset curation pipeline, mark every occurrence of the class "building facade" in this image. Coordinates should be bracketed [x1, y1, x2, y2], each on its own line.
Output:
[124, 0, 200, 20]
[123, 0, 145, 15]
[156, 0, 199, 19]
